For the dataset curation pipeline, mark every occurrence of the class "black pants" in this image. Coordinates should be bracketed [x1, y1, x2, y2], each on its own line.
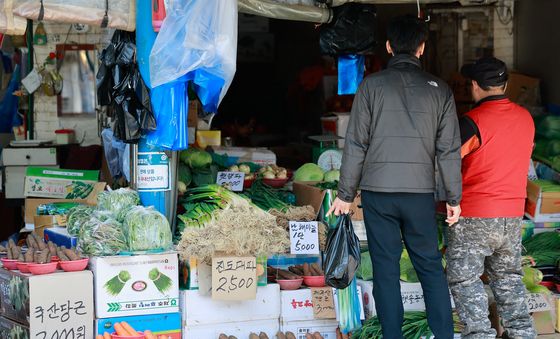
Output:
[362, 191, 454, 339]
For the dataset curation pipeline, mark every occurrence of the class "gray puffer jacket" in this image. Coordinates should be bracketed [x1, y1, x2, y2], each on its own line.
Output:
[337, 54, 462, 206]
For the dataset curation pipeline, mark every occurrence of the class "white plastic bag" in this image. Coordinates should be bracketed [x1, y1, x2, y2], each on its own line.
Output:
[13, 0, 135, 31]
[149, 0, 238, 113]
[0, 0, 26, 35]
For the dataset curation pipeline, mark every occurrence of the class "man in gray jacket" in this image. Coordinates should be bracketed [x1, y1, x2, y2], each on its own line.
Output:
[328, 15, 462, 338]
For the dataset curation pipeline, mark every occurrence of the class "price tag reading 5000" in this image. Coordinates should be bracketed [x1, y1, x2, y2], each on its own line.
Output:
[212, 256, 257, 301]
[289, 221, 320, 254]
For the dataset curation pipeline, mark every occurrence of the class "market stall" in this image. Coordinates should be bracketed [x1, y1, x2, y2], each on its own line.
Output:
[0, 0, 558, 339]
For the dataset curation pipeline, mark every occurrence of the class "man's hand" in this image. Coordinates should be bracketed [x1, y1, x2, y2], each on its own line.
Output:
[327, 197, 352, 216]
[446, 203, 461, 226]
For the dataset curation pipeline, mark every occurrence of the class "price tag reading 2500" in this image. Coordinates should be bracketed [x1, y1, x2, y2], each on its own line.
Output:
[212, 256, 257, 301]
[289, 221, 320, 255]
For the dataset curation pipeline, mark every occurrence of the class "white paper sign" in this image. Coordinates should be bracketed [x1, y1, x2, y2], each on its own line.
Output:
[526, 293, 552, 313]
[21, 68, 42, 94]
[289, 221, 320, 254]
[137, 152, 170, 191]
[216, 171, 245, 192]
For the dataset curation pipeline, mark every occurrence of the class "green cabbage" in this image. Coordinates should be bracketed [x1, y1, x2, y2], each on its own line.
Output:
[78, 216, 127, 256]
[66, 205, 94, 236]
[188, 150, 212, 169]
[97, 188, 140, 222]
[294, 163, 324, 181]
[178, 163, 192, 186]
[324, 170, 340, 182]
[123, 206, 172, 251]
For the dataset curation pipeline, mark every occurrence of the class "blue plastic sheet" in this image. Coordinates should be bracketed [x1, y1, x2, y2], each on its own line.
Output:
[135, 0, 157, 89]
[0, 65, 22, 133]
[338, 54, 365, 95]
[149, 0, 237, 113]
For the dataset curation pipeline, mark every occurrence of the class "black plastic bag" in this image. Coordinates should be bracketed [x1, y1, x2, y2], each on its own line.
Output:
[323, 214, 361, 289]
[96, 30, 156, 143]
[320, 3, 377, 55]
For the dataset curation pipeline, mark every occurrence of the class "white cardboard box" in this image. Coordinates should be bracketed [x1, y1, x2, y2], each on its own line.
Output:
[356, 280, 455, 318]
[180, 284, 281, 327]
[0, 269, 94, 338]
[183, 318, 279, 339]
[280, 287, 364, 322]
[90, 253, 179, 318]
[280, 319, 339, 339]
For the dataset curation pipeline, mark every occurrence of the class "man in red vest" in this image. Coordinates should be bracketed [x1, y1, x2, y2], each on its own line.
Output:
[446, 57, 536, 338]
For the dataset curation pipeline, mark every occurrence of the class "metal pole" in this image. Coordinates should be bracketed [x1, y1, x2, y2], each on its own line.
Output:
[26, 19, 34, 140]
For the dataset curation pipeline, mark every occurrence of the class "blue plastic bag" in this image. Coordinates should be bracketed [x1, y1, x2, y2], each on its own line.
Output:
[338, 54, 365, 95]
[149, 0, 237, 113]
[0, 65, 22, 133]
[135, 0, 157, 89]
[146, 78, 189, 150]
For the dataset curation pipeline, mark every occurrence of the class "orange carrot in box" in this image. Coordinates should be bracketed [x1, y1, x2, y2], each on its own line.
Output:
[144, 330, 156, 339]
[103, 333, 111, 339]
[114, 323, 131, 336]
[96, 335, 104, 339]
[120, 321, 139, 336]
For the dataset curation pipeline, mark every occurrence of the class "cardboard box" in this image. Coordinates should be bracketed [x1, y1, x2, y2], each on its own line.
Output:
[525, 179, 560, 222]
[96, 312, 182, 339]
[506, 72, 541, 107]
[188, 100, 200, 128]
[0, 269, 93, 337]
[356, 280, 455, 318]
[23, 183, 103, 230]
[211, 146, 277, 166]
[24, 167, 99, 199]
[2, 147, 57, 166]
[280, 287, 364, 322]
[0, 316, 30, 338]
[489, 292, 556, 335]
[90, 253, 179, 318]
[180, 284, 280, 327]
[292, 181, 363, 220]
[183, 318, 279, 339]
[44, 227, 78, 248]
[280, 319, 339, 339]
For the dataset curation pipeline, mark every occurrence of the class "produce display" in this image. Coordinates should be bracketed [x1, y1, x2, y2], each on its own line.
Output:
[217, 332, 325, 339]
[294, 163, 325, 182]
[78, 216, 127, 256]
[96, 321, 166, 339]
[522, 231, 560, 266]
[66, 205, 94, 236]
[176, 185, 290, 263]
[179, 148, 219, 188]
[97, 188, 140, 222]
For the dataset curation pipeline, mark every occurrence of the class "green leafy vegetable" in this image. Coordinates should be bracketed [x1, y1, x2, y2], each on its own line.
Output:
[123, 206, 172, 251]
[356, 251, 373, 280]
[66, 205, 94, 236]
[97, 188, 140, 222]
[178, 163, 192, 187]
[78, 216, 127, 256]
[294, 163, 324, 182]
[243, 180, 290, 212]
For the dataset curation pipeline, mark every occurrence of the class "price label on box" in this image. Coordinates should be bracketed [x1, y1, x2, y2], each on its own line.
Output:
[311, 287, 336, 319]
[526, 293, 552, 313]
[289, 221, 320, 255]
[216, 172, 245, 192]
[212, 256, 257, 301]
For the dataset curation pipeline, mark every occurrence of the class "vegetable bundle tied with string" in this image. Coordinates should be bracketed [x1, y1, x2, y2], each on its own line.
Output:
[177, 185, 290, 263]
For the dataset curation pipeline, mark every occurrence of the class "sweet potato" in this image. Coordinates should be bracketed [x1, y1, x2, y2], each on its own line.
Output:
[12, 246, 22, 260]
[57, 247, 70, 261]
[35, 250, 50, 264]
[63, 248, 80, 261]
[24, 248, 35, 263]
[311, 263, 323, 276]
[250, 333, 259, 339]
[303, 263, 311, 276]
[259, 332, 269, 339]
[26, 235, 37, 250]
[18, 253, 24, 262]
[32, 233, 46, 251]
[47, 241, 57, 255]
[276, 332, 287, 339]
[285, 332, 296, 339]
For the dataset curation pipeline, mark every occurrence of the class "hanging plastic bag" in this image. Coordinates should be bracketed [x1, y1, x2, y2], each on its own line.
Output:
[0, 65, 22, 133]
[323, 214, 361, 289]
[320, 3, 377, 55]
[149, 0, 238, 113]
[338, 54, 364, 95]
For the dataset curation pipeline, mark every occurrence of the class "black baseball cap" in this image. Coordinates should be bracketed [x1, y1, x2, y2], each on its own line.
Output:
[461, 57, 508, 87]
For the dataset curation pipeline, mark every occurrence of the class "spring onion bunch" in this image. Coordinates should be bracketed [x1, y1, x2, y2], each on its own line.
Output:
[337, 278, 362, 334]
[242, 179, 290, 212]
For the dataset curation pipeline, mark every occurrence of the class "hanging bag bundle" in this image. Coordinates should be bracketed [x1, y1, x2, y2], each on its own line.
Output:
[323, 213, 361, 289]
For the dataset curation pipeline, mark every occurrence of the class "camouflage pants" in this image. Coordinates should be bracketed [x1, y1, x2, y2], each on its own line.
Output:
[446, 217, 536, 339]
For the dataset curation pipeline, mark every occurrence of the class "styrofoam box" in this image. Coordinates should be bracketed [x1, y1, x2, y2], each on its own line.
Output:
[280, 319, 339, 339]
[183, 319, 279, 339]
[180, 284, 281, 327]
[356, 280, 455, 319]
[280, 287, 364, 322]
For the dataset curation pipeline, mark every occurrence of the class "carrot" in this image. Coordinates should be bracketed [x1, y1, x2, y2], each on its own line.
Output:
[120, 321, 139, 336]
[103, 333, 111, 339]
[96, 335, 104, 339]
[114, 323, 131, 336]
[144, 330, 156, 339]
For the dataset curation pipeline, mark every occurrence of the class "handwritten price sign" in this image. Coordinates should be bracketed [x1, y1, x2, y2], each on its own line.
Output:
[526, 293, 552, 313]
[216, 172, 245, 192]
[311, 287, 336, 319]
[212, 256, 257, 301]
[289, 221, 320, 255]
